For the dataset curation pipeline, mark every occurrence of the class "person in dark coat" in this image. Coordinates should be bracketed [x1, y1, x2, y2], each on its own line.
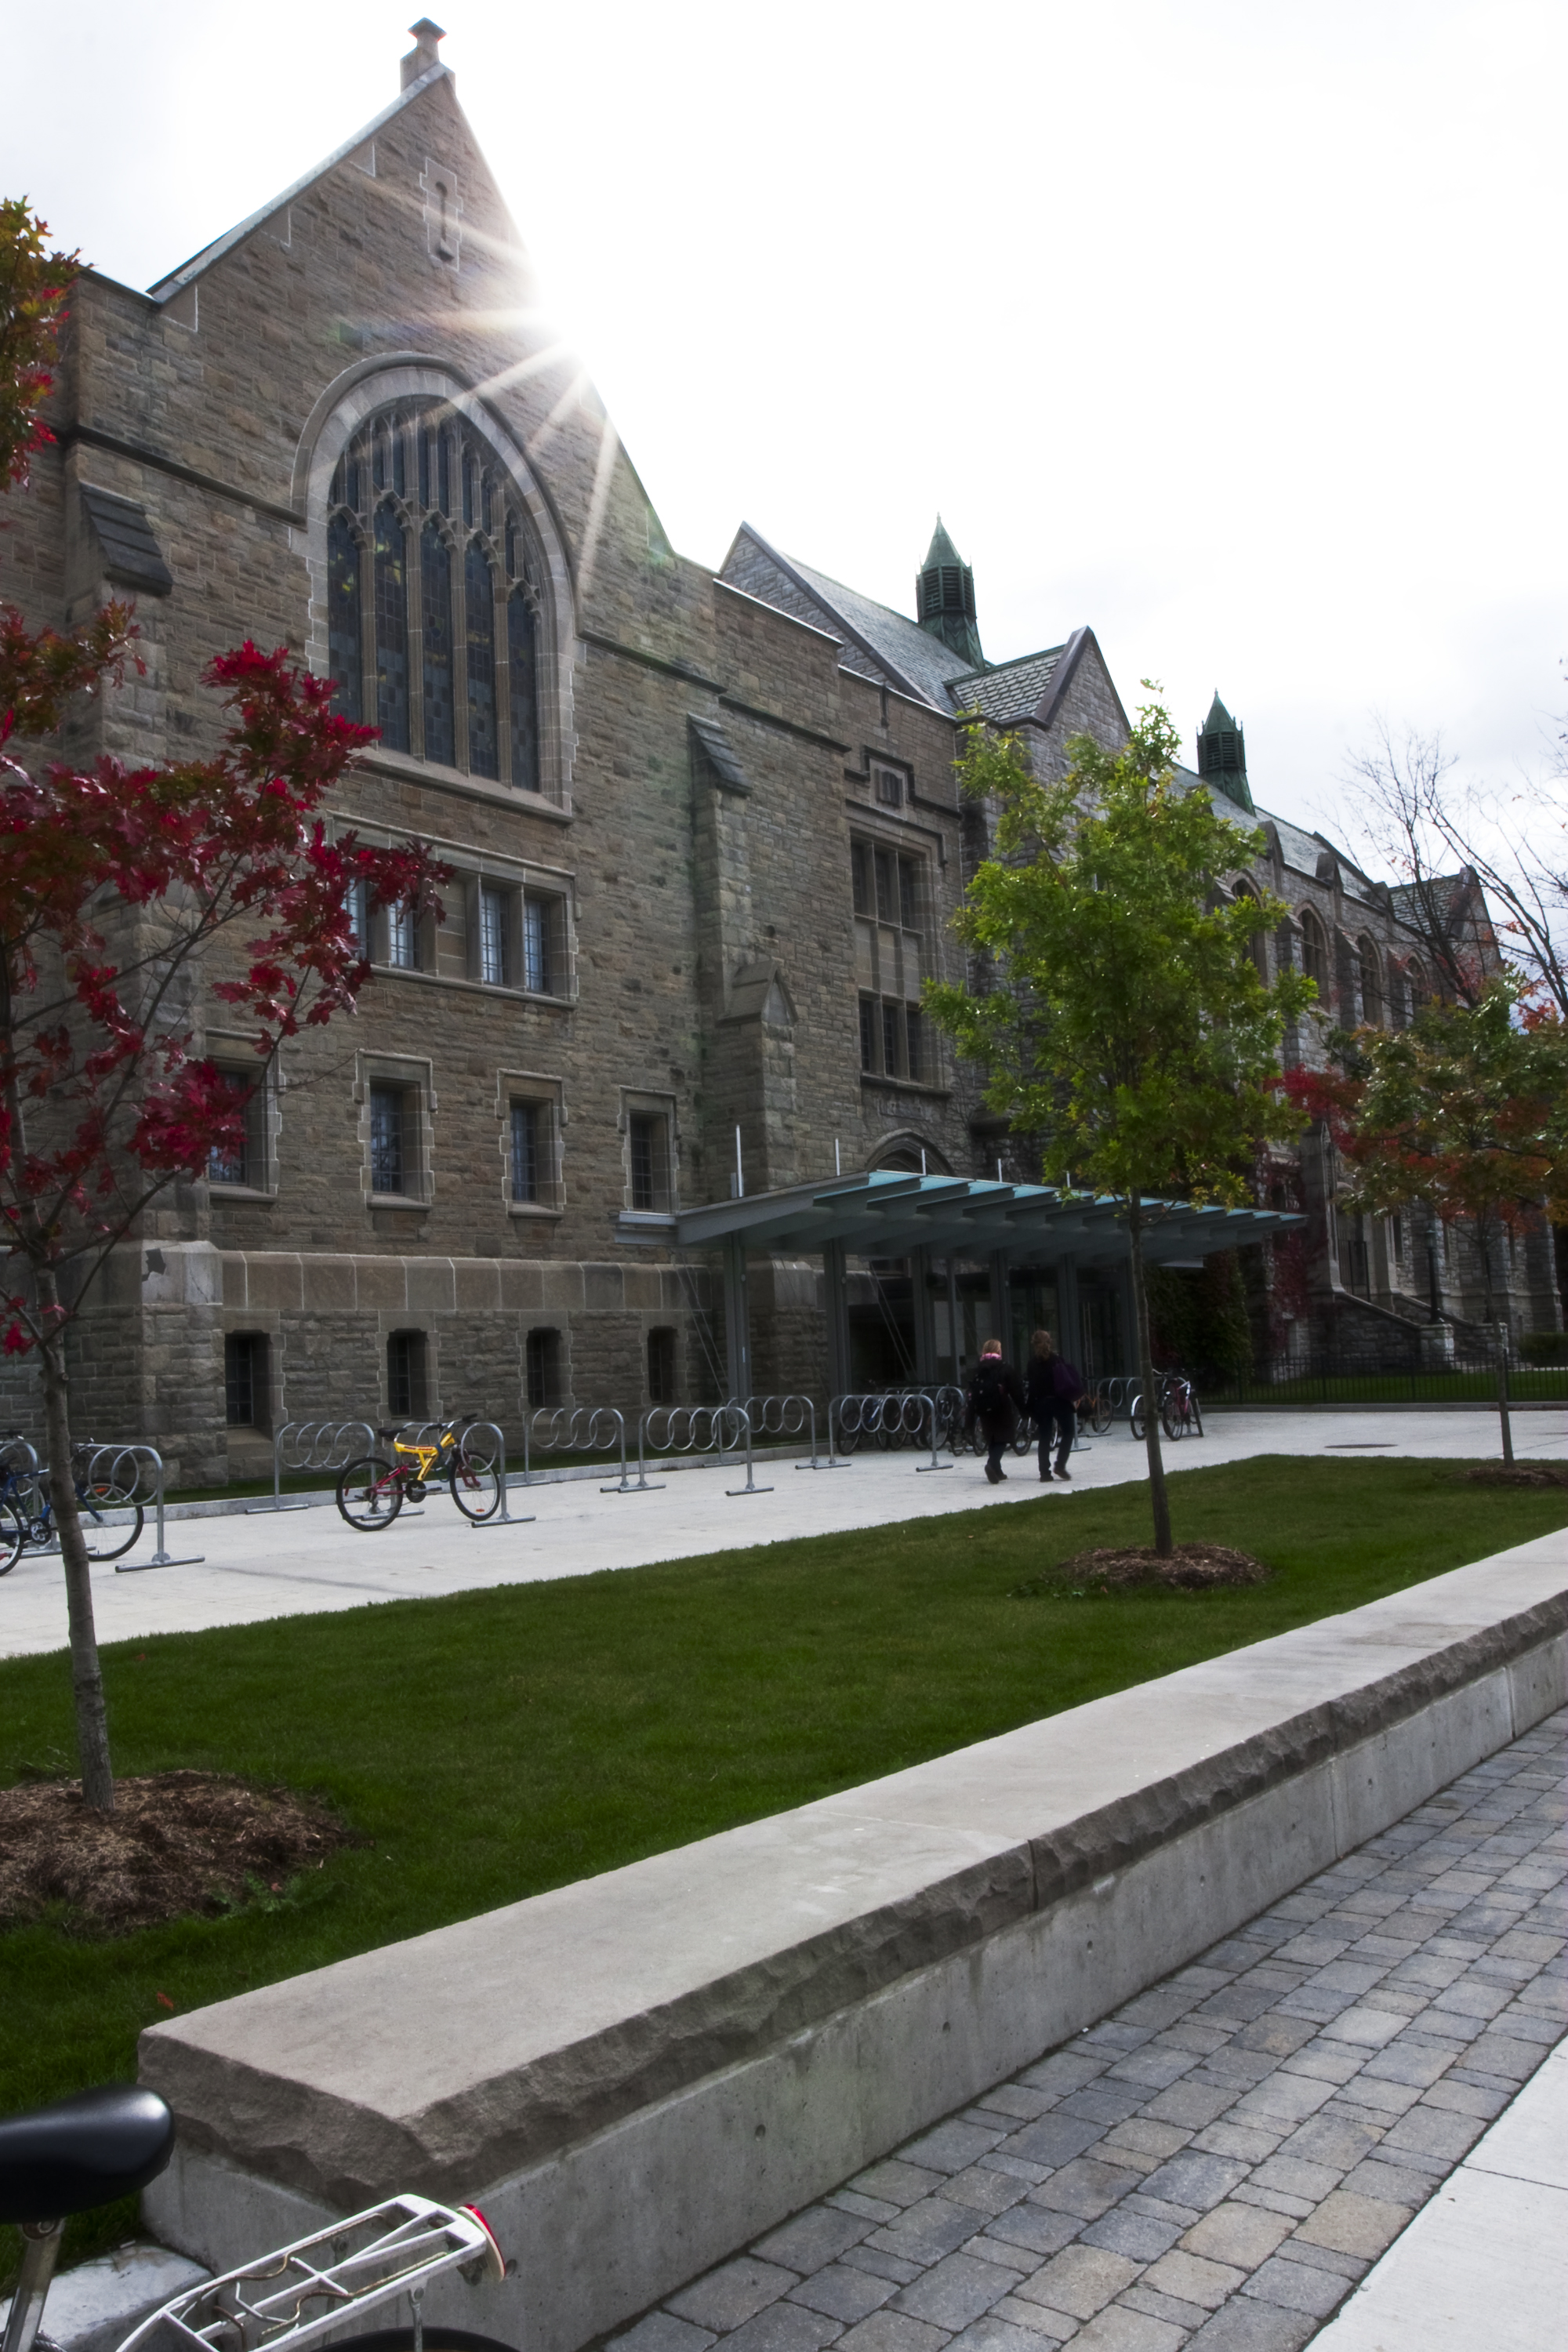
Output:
[967, 1338, 1025, 1484]
[1025, 1327, 1085, 1482]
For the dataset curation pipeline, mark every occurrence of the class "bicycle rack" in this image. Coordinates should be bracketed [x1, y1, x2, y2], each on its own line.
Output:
[254, 1419, 378, 1512]
[735, 1392, 841, 1472]
[521, 1404, 646, 1496]
[437, 1417, 535, 1530]
[827, 1388, 959, 1472]
[637, 1403, 771, 1495]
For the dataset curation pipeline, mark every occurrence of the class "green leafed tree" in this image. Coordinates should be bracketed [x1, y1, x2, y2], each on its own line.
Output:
[926, 691, 1313, 1554]
[1286, 979, 1568, 1464]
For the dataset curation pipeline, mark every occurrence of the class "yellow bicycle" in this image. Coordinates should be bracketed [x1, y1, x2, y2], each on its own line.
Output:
[336, 1416, 503, 1530]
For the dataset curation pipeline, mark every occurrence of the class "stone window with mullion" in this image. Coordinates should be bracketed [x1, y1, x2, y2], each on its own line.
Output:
[852, 837, 931, 1083]
[327, 404, 544, 794]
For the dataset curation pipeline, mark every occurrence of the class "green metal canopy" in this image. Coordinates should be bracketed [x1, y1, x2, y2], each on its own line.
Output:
[677, 1172, 1303, 1399]
[677, 1170, 1299, 1267]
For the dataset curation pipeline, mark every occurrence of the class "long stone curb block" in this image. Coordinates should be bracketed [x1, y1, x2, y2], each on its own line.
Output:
[136, 1541, 1568, 2352]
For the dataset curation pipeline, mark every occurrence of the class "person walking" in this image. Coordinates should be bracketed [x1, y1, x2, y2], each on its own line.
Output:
[1025, 1327, 1085, 1482]
[967, 1337, 1025, 1484]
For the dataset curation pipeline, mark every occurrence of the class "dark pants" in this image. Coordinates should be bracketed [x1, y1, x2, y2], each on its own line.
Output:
[982, 1416, 1013, 1479]
[1037, 1401, 1074, 1475]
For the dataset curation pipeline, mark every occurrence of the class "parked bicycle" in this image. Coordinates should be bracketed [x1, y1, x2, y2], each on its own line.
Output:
[336, 1416, 503, 1530]
[0, 1436, 144, 1574]
[0, 2082, 508, 2352]
[1129, 1371, 1204, 1442]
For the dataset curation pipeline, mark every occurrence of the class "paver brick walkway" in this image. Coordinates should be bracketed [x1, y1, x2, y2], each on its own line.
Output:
[612, 1709, 1566, 2352]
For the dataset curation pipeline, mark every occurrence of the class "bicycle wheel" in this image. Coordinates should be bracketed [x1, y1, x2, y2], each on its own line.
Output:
[1011, 1417, 1033, 1457]
[80, 1480, 145, 1561]
[0, 1499, 24, 1574]
[1130, 1396, 1145, 1441]
[1160, 1391, 1183, 1439]
[450, 1442, 502, 1522]
[336, 1456, 403, 1530]
[328, 2333, 515, 2352]
[1187, 1391, 1203, 1438]
[1089, 1388, 1112, 1436]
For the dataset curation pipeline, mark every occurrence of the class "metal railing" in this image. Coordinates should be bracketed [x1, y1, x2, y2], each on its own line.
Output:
[637, 1403, 771, 1494]
[827, 1387, 960, 1472]
[257, 1420, 378, 1512]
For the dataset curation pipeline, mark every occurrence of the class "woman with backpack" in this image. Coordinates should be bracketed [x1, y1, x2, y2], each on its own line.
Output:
[967, 1338, 1025, 1484]
[1025, 1327, 1085, 1482]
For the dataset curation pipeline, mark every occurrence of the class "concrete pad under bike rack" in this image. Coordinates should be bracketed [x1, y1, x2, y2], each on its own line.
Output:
[140, 1532, 1567, 2352]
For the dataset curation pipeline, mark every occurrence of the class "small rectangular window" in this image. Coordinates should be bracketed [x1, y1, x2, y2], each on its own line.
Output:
[510, 1099, 543, 1203]
[209, 1069, 264, 1188]
[851, 840, 873, 916]
[387, 1329, 428, 1419]
[629, 1110, 672, 1214]
[344, 879, 369, 957]
[881, 1001, 901, 1077]
[481, 884, 510, 986]
[874, 846, 896, 924]
[874, 764, 903, 808]
[224, 1332, 268, 1428]
[906, 1007, 925, 1083]
[370, 1083, 409, 1194]
[387, 902, 419, 971]
[522, 893, 561, 994]
[525, 1326, 561, 1409]
[859, 996, 877, 1071]
[648, 1327, 677, 1405]
[898, 855, 919, 931]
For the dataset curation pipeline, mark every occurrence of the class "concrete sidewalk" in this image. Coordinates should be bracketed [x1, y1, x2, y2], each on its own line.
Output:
[1308, 2038, 1566, 2347]
[0, 1406, 1562, 1661]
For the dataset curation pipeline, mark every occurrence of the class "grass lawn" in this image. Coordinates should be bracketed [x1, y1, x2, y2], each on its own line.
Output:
[2, 1453, 1563, 2274]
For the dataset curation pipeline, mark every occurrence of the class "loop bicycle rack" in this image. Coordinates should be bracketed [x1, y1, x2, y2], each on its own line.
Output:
[2, 1436, 205, 1572]
[636, 1403, 771, 1495]
[736, 1392, 840, 1472]
[256, 1420, 378, 1512]
[522, 1404, 643, 1496]
[401, 1417, 535, 1530]
[827, 1388, 960, 1472]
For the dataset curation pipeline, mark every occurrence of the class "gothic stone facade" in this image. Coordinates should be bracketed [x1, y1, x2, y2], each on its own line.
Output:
[1, 37, 1557, 1479]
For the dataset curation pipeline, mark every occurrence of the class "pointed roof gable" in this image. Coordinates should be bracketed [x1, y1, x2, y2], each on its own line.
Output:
[147, 50, 501, 301]
[721, 524, 980, 709]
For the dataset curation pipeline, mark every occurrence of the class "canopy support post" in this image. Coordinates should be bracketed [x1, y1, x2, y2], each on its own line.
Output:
[910, 1247, 937, 1385]
[823, 1240, 851, 1399]
[722, 1233, 751, 1405]
[989, 1249, 1011, 1352]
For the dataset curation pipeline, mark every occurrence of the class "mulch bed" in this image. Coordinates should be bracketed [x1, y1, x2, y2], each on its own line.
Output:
[0, 1769, 358, 1934]
[1461, 1463, 1568, 1489]
[1057, 1541, 1273, 1591]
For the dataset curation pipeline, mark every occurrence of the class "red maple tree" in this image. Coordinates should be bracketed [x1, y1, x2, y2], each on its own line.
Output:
[1, 200, 440, 1808]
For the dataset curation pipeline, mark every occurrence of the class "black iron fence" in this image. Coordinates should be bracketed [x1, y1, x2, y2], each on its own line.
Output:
[1200, 1350, 1566, 1410]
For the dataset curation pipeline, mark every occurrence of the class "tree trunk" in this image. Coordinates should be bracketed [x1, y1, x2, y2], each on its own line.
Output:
[1128, 1199, 1174, 1555]
[1476, 1214, 1514, 1465]
[35, 1265, 115, 1810]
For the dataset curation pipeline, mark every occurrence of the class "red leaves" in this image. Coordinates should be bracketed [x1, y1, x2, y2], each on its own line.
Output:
[1, 637, 447, 1278]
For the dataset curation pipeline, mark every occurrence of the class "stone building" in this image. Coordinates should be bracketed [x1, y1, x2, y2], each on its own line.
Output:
[0, 27, 1556, 1479]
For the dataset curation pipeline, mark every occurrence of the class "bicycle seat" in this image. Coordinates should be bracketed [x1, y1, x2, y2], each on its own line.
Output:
[0, 2086, 174, 2223]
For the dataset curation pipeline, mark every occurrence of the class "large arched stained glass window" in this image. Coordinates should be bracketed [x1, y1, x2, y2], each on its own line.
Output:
[327, 511, 361, 724]
[465, 539, 499, 780]
[325, 401, 550, 792]
[508, 591, 540, 796]
[420, 521, 455, 769]
[372, 503, 409, 753]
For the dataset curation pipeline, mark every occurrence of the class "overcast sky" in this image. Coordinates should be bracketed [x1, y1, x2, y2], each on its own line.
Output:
[5, 0, 1563, 855]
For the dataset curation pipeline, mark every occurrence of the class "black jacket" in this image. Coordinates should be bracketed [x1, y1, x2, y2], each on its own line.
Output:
[1025, 1352, 1083, 1414]
[969, 1354, 1025, 1432]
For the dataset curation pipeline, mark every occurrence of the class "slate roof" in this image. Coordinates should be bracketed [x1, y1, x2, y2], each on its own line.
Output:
[78, 484, 174, 595]
[778, 545, 980, 709]
[946, 646, 1065, 722]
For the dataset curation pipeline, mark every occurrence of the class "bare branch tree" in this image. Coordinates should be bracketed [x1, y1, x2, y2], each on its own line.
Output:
[1345, 717, 1568, 1017]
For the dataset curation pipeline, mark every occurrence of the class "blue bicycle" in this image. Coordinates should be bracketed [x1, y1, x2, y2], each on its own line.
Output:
[0, 1434, 144, 1573]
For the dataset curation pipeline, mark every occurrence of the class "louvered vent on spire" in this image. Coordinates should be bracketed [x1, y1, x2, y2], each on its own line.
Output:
[915, 517, 984, 669]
